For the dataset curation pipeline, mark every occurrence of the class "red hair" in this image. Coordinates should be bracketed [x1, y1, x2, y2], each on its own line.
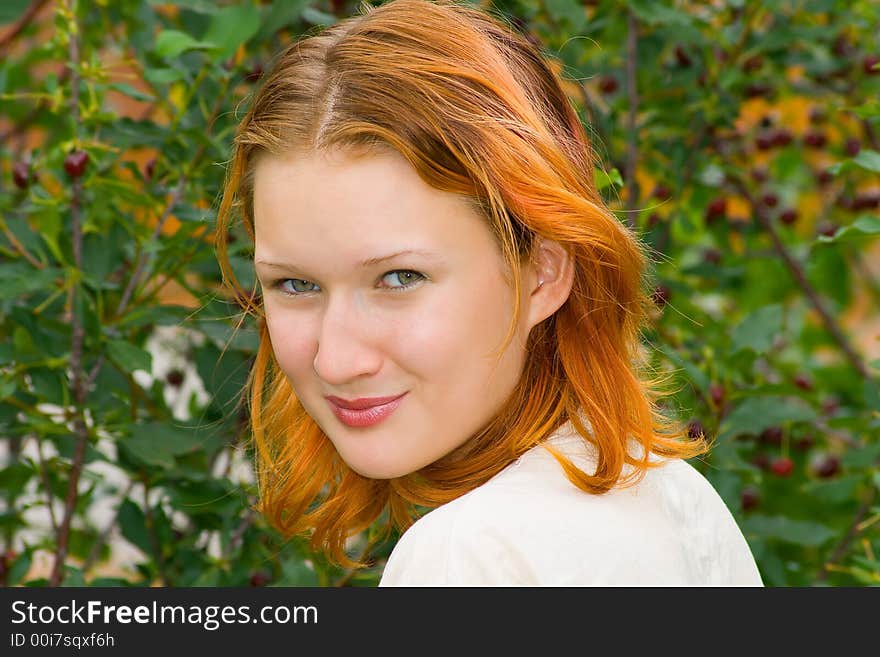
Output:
[215, 0, 708, 568]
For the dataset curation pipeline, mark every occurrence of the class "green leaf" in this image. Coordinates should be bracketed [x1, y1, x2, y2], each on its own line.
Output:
[202, 4, 261, 58]
[828, 149, 880, 175]
[802, 475, 865, 505]
[118, 499, 152, 554]
[256, 0, 311, 41]
[544, 0, 588, 32]
[107, 339, 153, 375]
[0, 462, 33, 493]
[301, 7, 337, 26]
[146, 0, 218, 11]
[143, 67, 186, 86]
[155, 30, 213, 59]
[817, 215, 880, 244]
[7, 550, 33, 585]
[740, 514, 835, 547]
[0, 263, 63, 301]
[121, 422, 206, 469]
[730, 304, 784, 354]
[626, 0, 693, 26]
[719, 395, 817, 439]
[853, 149, 880, 173]
[108, 83, 155, 103]
[594, 166, 624, 191]
[0, 0, 29, 22]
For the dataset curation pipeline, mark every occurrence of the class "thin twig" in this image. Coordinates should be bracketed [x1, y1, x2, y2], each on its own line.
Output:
[0, 217, 44, 269]
[49, 0, 89, 587]
[815, 486, 877, 583]
[142, 479, 169, 586]
[82, 480, 135, 574]
[0, 0, 50, 55]
[623, 8, 639, 229]
[35, 439, 58, 535]
[729, 177, 872, 380]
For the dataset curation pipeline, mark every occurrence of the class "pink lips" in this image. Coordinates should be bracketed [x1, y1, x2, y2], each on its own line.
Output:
[326, 393, 407, 428]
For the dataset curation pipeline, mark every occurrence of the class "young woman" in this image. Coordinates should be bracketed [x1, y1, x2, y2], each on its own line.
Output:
[215, 0, 763, 586]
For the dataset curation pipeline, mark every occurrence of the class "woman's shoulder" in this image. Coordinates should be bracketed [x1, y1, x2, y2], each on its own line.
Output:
[379, 422, 762, 585]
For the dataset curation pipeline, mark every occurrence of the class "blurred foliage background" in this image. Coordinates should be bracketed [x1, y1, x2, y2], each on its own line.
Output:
[0, 0, 878, 587]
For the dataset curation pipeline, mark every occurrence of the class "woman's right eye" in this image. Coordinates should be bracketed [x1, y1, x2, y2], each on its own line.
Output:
[278, 278, 319, 295]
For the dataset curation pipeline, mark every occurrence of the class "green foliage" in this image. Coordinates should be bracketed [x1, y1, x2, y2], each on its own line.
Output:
[1, 0, 878, 588]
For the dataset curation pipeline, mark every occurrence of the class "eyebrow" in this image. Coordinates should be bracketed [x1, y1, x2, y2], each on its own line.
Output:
[255, 249, 440, 271]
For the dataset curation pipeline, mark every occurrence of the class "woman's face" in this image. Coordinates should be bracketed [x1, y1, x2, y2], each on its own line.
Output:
[253, 147, 536, 479]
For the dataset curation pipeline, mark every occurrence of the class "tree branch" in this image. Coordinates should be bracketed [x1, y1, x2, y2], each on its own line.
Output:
[81, 480, 135, 575]
[815, 486, 877, 583]
[623, 8, 639, 230]
[728, 176, 872, 380]
[0, 0, 50, 55]
[49, 0, 89, 587]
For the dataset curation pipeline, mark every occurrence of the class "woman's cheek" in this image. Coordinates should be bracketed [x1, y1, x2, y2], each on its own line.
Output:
[266, 308, 316, 379]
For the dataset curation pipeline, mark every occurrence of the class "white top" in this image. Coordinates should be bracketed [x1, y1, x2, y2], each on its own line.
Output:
[379, 420, 763, 586]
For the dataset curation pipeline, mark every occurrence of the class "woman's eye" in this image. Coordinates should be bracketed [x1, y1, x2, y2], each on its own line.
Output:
[381, 270, 425, 290]
[279, 278, 318, 295]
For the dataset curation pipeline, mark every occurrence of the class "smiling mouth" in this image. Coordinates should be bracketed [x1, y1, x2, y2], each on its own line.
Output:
[326, 393, 407, 428]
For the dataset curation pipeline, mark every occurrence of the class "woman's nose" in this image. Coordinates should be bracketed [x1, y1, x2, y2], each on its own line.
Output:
[312, 296, 384, 385]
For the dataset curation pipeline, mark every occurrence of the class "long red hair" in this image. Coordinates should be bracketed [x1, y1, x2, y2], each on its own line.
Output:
[215, 0, 708, 568]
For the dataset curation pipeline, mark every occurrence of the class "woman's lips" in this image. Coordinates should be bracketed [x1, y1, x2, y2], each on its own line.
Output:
[326, 393, 407, 428]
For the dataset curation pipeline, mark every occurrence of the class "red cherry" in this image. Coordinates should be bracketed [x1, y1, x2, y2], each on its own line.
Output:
[705, 197, 726, 223]
[686, 419, 705, 440]
[165, 369, 185, 387]
[853, 191, 880, 210]
[816, 221, 838, 238]
[821, 396, 839, 415]
[741, 487, 760, 511]
[844, 138, 861, 157]
[761, 192, 779, 208]
[674, 45, 692, 67]
[744, 83, 772, 98]
[755, 133, 775, 151]
[646, 212, 662, 229]
[652, 284, 671, 306]
[249, 571, 271, 587]
[804, 131, 828, 149]
[770, 456, 794, 477]
[794, 434, 815, 451]
[653, 184, 671, 200]
[750, 166, 769, 183]
[703, 247, 722, 265]
[814, 454, 841, 478]
[863, 55, 880, 75]
[779, 209, 798, 225]
[793, 373, 812, 391]
[808, 106, 826, 124]
[751, 453, 770, 471]
[12, 161, 30, 189]
[815, 169, 834, 187]
[742, 55, 763, 72]
[760, 426, 783, 445]
[771, 129, 793, 147]
[599, 76, 619, 94]
[709, 383, 725, 406]
[64, 150, 89, 178]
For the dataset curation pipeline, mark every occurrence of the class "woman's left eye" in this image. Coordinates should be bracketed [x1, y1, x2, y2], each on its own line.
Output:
[381, 270, 425, 290]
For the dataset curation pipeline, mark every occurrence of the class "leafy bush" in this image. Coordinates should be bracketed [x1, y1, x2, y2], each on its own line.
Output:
[1, 0, 878, 587]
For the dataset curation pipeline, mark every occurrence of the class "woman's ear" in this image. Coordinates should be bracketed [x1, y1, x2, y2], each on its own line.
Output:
[525, 238, 574, 329]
